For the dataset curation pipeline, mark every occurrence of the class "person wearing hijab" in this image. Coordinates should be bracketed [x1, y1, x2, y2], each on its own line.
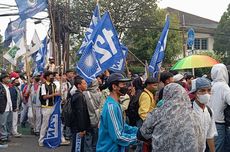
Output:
[137, 83, 205, 152]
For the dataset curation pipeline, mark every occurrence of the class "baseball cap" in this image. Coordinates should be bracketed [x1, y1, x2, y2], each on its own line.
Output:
[190, 77, 211, 93]
[107, 73, 131, 86]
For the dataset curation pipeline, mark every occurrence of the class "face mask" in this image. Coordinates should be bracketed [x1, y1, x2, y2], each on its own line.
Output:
[50, 78, 54, 83]
[119, 87, 128, 95]
[15, 83, 20, 87]
[197, 94, 210, 105]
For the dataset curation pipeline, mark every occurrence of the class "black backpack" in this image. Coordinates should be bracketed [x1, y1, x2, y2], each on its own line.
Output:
[62, 86, 74, 127]
[126, 90, 147, 126]
[224, 105, 230, 127]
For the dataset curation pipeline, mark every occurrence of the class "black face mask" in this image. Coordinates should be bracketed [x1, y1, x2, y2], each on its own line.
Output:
[119, 86, 129, 95]
[50, 78, 54, 83]
[15, 83, 20, 87]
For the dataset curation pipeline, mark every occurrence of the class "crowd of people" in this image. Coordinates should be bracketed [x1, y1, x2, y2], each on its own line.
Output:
[0, 63, 230, 152]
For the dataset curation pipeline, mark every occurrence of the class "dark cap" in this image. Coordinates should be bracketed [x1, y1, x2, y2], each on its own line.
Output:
[145, 77, 158, 85]
[107, 73, 131, 86]
[190, 77, 211, 93]
[0, 73, 9, 82]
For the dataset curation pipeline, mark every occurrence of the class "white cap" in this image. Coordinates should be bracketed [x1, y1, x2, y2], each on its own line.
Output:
[173, 74, 184, 82]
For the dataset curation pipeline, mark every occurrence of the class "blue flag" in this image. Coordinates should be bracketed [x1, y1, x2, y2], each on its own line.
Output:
[15, 0, 48, 20]
[77, 11, 123, 83]
[43, 96, 62, 148]
[34, 37, 47, 74]
[4, 18, 26, 47]
[109, 44, 128, 72]
[77, 3, 100, 55]
[149, 16, 170, 78]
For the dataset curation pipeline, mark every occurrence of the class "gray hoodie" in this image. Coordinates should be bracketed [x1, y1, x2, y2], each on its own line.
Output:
[83, 80, 102, 127]
[209, 63, 230, 123]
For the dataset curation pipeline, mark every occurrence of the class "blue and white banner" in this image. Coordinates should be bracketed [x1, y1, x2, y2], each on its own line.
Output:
[4, 18, 26, 47]
[34, 37, 47, 74]
[77, 3, 100, 55]
[15, 0, 48, 20]
[149, 16, 170, 78]
[109, 44, 128, 72]
[43, 96, 62, 149]
[77, 11, 123, 83]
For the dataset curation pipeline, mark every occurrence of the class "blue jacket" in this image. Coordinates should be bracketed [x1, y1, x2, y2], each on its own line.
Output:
[96, 96, 137, 152]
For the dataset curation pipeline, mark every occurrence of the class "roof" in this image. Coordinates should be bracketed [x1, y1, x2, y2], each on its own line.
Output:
[166, 7, 219, 35]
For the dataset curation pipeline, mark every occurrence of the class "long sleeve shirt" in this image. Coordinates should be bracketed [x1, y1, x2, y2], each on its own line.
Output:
[96, 96, 137, 152]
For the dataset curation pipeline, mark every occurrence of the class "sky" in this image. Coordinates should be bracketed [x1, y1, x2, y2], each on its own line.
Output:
[0, 0, 229, 43]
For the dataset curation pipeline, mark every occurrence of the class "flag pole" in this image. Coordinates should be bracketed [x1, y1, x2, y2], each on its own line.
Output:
[24, 19, 31, 85]
[48, 0, 57, 64]
[125, 59, 130, 78]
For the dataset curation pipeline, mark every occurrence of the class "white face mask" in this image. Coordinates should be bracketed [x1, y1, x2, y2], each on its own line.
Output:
[197, 94, 210, 105]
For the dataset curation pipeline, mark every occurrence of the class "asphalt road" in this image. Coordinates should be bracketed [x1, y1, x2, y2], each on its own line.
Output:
[0, 125, 71, 152]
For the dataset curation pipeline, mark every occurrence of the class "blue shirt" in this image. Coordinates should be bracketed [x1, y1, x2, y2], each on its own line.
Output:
[96, 96, 137, 152]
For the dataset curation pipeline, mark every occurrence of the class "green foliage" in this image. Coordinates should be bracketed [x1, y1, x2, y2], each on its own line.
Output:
[129, 65, 145, 74]
[213, 3, 230, 64]
[123, 9, 182, 65]
[67, 1, 182, 66]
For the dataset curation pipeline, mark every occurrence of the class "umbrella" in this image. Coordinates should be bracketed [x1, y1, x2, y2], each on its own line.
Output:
[171, 55, 219, 70]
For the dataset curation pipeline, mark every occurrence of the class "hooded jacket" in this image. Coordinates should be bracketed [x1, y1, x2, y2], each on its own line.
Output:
[209, 64, 230, 123]
[83, 80, 101, 127]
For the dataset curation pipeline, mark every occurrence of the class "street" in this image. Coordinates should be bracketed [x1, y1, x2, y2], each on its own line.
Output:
[0, 126, 71, 152]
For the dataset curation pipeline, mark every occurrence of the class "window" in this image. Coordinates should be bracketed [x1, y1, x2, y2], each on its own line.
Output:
[192, 38, 208, 50]
[194, 39, 201, 50]
[201, 39, 208, 50]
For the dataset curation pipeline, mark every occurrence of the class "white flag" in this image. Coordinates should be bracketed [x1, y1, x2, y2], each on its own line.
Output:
[28, 31, 41, 56]
[3, 38, 26, 66]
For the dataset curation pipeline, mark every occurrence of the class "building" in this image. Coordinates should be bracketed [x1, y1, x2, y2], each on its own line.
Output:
[166, 7, 219, 56]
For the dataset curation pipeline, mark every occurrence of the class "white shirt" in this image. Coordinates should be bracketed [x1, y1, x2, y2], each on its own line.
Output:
[2, 83, 12, 112]
[54, 80, 60, 92]
[193, 101, 218, 151]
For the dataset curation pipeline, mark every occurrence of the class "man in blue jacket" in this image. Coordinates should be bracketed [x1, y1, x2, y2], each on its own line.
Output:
[96, 73, 138, 152]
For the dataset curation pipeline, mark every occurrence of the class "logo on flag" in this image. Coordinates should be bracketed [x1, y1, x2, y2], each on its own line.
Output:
[77, 3, 100, 55]
[3, 37, 26, 66]
[16, 0, 48, 20]
[28, 0, 37, 7]
[43, 96, 62, 148]
[149, 16, 170, 78]
[109, 44, 128, 72]
[4, 18, 26, 47]
[34, 37, 48, 74]
[28, 31, 42, 56]
[77, 11, 123, 83]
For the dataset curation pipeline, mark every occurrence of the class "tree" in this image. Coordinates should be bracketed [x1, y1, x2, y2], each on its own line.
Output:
[213, 3, 230, 64]
[123, 9, 183, 66]
[0, 35, 9, 71]
[52, 1, 182, 68]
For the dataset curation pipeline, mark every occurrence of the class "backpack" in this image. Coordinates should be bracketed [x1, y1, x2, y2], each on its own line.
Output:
[62, 86, 74, 127]
[126, 89, 152, 126]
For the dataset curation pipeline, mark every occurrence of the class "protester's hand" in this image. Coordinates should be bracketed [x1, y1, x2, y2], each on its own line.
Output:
[54, 92, 61, 96]
[79, 131, 86, 137]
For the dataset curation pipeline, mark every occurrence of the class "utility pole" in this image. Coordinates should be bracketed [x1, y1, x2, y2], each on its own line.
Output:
[182, 15, 186, 57]
[64, 0, 70, 71]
